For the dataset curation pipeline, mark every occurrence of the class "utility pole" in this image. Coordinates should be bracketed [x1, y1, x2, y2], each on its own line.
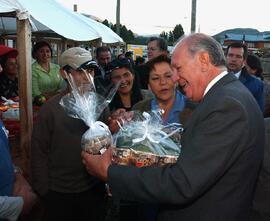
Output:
[190, 0, 197, 33]
[116, 0, 120, 36]
[116, 0, 121, 55]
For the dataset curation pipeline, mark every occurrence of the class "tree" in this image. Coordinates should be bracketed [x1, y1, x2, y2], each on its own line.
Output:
[173, 24, 184, 41]
[109, 23, 134, 43]
[160, 24, 184, 45]
[102, 19, 110, 27]
[160, 31, 168, 40]
[168, 31, 174, 44]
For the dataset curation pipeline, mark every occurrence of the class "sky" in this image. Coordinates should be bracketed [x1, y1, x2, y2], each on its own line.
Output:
[57, 0, 270, 36]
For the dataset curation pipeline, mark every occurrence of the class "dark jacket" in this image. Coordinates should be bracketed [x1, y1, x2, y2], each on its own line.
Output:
[108, 73, 265, 221]
[240, 67, 264, 112]
[109, 89, 152, 112]
[250, 117, 270, 221]
[0, 74, 18, 99]
[94, 67, 111, 96]
[31, 93, 106, 196]
[0, 120, 14, 196]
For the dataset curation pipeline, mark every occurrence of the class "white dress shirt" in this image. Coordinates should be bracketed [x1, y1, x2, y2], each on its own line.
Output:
[203, 71, 228, 97]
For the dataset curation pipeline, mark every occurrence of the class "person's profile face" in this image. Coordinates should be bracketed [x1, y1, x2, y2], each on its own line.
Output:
[148, 62, 176, 102]
[171, 43, 205, 102]
[226, 47, 245, 73]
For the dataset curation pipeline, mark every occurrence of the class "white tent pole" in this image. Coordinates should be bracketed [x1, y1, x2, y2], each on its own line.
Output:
[16, 18, 32, 175]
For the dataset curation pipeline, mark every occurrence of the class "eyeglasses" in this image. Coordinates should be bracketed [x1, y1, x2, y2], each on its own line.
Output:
[147, 47, 159, 52]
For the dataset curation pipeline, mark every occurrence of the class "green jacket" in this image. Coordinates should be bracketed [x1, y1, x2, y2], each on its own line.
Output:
[32, 61, 64, 98]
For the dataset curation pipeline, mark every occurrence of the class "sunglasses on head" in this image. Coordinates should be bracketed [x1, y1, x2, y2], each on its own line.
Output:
[108, 58, 131, 72]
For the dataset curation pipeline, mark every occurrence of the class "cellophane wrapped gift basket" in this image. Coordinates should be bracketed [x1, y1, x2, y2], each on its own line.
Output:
[112, 110, 183, 167]
[60, 70, 118, 154]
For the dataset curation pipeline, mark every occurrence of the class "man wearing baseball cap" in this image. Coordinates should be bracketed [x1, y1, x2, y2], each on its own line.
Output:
[31, 47, 106, 221]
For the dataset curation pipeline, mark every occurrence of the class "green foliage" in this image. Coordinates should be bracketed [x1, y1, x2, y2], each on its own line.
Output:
[159, 24, 184, 45]
[104, 22, 135, 43]
[102, 19, 110, 27]
[160, 31, 168, 39]
[173, 24, 184, 41]
[132, 36, 149, 45]
[102, 19, 184, 45]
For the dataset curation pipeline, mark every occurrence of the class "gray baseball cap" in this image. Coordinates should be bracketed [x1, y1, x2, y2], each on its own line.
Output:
[60, 47, 97, 70]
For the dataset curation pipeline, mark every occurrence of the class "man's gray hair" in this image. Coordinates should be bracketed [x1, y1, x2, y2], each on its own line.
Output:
[178, 33, 226, 67]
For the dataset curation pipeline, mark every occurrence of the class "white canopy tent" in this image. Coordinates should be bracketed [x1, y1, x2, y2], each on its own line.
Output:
[75, 13, 123, 44]
[0, 0, 123, 43]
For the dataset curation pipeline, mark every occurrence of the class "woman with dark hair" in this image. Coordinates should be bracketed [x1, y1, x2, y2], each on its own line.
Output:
[108, 58, 150, 112]
[246, 54, 264, 80]
[246, 54, 270, 117]
[32, 41, 64, 101]
[133, 54, 193, 125]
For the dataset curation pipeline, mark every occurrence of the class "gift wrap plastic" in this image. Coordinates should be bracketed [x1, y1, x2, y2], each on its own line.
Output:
[113, 111, 183, 167]
[60, 71, 118, 154]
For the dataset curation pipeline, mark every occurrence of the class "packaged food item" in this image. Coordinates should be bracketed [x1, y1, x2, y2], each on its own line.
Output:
[60, 70, 118, 154]
[113, 110, 183, 167]
[0, 96, 20, 120]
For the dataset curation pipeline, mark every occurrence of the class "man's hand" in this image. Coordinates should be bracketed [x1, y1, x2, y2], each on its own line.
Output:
[81, 148, 112, 181]
[108, 108, 134, 134]
[12, 173, 37, 215]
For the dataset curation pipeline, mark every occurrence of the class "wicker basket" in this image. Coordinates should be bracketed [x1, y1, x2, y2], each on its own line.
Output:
[112, 147, 178, 167]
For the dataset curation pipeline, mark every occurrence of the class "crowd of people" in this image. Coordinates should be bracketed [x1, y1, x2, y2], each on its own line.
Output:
[0, 33, 269, 221]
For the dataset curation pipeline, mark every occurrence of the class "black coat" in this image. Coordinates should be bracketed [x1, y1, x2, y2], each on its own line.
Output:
[108, 73, 265, 221]
[250, 117, 270, 221]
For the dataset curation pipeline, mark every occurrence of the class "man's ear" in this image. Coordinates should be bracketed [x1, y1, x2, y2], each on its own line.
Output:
[198, 51, 210, 72]
[60, 68, 68, 79]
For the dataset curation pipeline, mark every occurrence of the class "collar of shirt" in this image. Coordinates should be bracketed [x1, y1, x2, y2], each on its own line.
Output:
[99, 66, 106, 79]
[234, 70, 241, 79]
[203, 71, 228, 97]
[151, 90, 185, 124]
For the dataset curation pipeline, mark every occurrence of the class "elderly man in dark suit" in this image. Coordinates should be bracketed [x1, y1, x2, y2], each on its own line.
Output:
[250, 117, 270, 221]
[226, 42, 264, 112]
[82, 33, 265, 221]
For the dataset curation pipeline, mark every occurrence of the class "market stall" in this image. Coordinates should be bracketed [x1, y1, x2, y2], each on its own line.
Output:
[0, 0, 123, 174]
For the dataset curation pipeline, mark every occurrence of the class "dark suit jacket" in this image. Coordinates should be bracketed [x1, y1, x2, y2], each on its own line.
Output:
[108, 73, 265, 221]
[94, 67, 111, 96]
[250, 118, 270, 221]
[239, 68, 264, 111]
